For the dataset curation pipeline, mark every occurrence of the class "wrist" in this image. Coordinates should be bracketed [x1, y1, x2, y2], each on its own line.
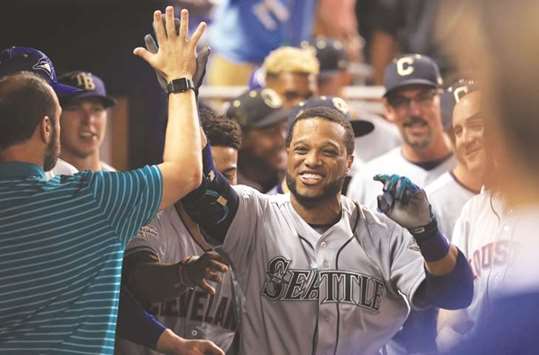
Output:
[176, 257, 196, 287]
[156, 329, 185, 353]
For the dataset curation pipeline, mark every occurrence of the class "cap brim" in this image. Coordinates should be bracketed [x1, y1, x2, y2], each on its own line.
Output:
[351, 120, 374, 137]
[61, 92, 117, 108]
[253, 108, 290, 128]
[51, 81, 84, 96]
[384, 79, 437, 97]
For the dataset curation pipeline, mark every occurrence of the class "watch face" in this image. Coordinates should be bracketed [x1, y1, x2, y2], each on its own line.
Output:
[167, 78, 195, 93]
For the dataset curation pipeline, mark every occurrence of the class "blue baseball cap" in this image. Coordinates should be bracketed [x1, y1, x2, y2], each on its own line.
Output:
[441, 78, 480, 131]
[384, 54, 443, 97]
[289, 96, 375, 137]
[0, 47, 82, 96]
[58, 71, 116, 108]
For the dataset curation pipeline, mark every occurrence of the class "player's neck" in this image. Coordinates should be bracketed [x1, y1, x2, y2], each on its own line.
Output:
[452, 165, 483, 193]
[401, 134, 452, 163]
[291, 194, 342, 225]
[61, 151, 102, 172]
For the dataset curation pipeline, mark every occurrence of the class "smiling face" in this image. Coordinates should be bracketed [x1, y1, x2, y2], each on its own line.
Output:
[452, 91, 487, 174]
[60, 97, 107, 159]
[385, 85, 444, 151]
[286, 117, 353, 206]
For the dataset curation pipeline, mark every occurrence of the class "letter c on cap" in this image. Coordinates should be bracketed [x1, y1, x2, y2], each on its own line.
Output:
[396, 57, 414, 76]
[453, 86, 468, 103]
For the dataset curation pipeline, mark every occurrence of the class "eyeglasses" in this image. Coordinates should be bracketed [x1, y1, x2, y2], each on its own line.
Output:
[387, 90, 439, 110]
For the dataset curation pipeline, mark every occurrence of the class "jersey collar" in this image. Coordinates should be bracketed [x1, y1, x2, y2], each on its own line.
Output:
[0, 161, 45, 179]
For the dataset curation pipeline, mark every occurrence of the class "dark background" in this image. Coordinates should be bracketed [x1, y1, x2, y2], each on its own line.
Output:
[0, 0, 169, 168]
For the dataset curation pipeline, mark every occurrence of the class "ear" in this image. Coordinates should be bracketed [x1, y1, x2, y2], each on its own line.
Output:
[346, 153, 354, 174]
[39, 116, 53, 144]
[384, 99, 397, 124]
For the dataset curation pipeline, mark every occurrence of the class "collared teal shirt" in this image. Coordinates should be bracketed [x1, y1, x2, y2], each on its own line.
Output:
[0, 161, 162, 354]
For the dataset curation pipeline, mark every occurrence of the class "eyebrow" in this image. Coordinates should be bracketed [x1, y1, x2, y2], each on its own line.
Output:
[293, 139, 341, 150]
[465, 112, 483, 122]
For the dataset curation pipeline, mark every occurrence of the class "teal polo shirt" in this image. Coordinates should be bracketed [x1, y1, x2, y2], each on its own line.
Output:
[0, 162, 162, 354]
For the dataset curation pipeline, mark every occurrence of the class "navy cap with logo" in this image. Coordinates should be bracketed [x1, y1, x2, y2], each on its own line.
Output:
[289, 96, 374, 137]
[225, 88, 289, 129]
[384, 54, 443, 97]
[0, 47, 82, 96]
[58, 71, 116, 108]
[441, 78, 479, 131]
[302, 38, 348, 78]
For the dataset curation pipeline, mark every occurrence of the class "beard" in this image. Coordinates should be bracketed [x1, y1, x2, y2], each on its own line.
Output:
[43, 126, 59, 172]
[286, 173, 345, 208]
[401, 116, 433, 149]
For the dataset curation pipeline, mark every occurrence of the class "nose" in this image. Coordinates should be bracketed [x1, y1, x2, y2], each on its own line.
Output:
[408, 100, 422, 116]
[304, 150, 321, 167]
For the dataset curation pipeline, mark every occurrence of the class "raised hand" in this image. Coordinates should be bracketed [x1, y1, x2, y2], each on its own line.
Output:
[373, 174, 433, 230]
[134, 7, 206, 81]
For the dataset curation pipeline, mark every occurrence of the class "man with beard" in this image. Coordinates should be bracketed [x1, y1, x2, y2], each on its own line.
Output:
[347, 54, 455, 210]
[178, 105, 473, 354]
[0, 8, 223, 354]
[225, 88, 289, 192]
[346, 54, 455, 355]
[426, 79, 485, 239]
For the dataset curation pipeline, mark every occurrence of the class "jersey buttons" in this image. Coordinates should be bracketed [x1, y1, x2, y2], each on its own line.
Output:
[320, 241, 327, 248]
[191, 330, 198, 336]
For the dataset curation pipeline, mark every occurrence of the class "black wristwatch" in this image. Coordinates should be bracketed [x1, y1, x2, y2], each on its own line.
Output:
[166, 77, 195, 94]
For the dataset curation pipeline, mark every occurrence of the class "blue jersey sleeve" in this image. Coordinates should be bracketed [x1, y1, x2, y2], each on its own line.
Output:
[89, 165, 163, 245]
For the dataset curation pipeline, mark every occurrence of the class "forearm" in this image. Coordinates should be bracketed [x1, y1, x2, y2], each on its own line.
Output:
[117, 287, 166, 349]
[182, 144, 239, 244]
[159, 91, 203, 209]
[415, 250, 474, 309]
[124, 251, 190, 303]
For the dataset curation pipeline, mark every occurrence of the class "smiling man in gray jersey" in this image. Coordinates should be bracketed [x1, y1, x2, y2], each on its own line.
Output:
[179, 104, 473, 354]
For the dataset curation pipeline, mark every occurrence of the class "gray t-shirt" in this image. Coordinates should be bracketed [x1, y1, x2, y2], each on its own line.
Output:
[222, 185, 426, 355]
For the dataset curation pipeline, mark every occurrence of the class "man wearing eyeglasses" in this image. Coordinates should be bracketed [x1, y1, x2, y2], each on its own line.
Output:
[347, 54, 455, 355]
[347, 54, 455, 211]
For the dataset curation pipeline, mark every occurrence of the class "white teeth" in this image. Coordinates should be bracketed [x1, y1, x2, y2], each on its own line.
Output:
[302, 173, 321, 179]
[80, 132, 94, 138]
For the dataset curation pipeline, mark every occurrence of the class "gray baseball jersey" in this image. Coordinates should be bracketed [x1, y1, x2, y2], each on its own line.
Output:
[347, 148, 456, 210]
[425, 172, 477, 240]
[116, 206, 240, 354]
[221, 185, 427, 355]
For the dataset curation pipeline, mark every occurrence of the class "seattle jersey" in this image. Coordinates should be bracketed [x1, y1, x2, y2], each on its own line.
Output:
[220, 185, 427, 355]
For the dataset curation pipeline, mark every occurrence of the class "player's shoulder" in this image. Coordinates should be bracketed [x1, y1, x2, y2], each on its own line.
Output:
[459, 188, 492, 217]
[364, 147, 403, 170]
[425, 172, 453, 195]
[233, 184, 289, 207]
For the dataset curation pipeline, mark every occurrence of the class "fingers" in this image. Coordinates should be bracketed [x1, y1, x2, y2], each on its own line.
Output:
[190, 21, 207, 48]
[133, 47, 154, 64]
[204, 250, 230, 266]
[152, 10, 166, 45]
[377, 192, 393, 213]
[179, 8, 189, 41]
[201, 341, 225, 355]
[373, 174, 389, 184]
[144, 34, 158, 54]
[165, 6, 176, 40]
[199, 279, 216, 296]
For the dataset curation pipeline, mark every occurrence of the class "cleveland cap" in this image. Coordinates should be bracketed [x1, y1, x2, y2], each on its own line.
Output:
[383, 54, 443, 97]
[0, 47, 81, 96]
[441, 78, 480, 131]
[289, 96, 375, 138]
[59, 71, 116, 108]
[225, 88, 289, 129]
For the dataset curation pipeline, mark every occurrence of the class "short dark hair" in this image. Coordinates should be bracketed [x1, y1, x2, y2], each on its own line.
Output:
[0, 72, 57, 150]
[286, 106, 355, 154]
[200, 106, 242, 150]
